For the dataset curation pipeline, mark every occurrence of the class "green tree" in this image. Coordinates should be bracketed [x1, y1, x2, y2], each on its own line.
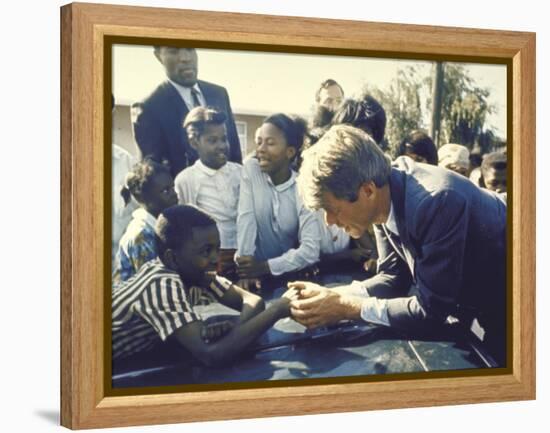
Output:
[363, 66, 424, 157]
[427, 63, 496, 152]
[363, 63, 499, 156]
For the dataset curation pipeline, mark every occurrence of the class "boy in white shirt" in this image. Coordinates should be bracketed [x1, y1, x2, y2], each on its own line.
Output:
[175, 107, 242, 280]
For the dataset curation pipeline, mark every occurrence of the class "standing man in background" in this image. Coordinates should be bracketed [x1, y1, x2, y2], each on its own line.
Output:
[132, 47, 242, 177]
[310, 79, 345, 129]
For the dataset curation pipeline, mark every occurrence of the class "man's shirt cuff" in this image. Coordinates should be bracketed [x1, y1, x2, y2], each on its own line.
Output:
[360, 297, 390, 326]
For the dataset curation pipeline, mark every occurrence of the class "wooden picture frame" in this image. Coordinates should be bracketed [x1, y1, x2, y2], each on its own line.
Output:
[60, 2, 535, 429]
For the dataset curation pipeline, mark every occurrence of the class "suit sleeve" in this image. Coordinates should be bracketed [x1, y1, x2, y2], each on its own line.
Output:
[361, 225, 413, 298]
[221, 88, 242, 164]
[131, 102, 167, 163]
[384, 189, 470, 329]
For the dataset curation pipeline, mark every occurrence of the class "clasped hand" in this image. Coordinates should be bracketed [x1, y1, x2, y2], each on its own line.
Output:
[286, 281, 344, 329]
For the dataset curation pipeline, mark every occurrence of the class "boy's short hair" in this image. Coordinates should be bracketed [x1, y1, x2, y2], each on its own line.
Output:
[481, 151, 507, 176]
[155, 205, 217, 256]
[183, 106, 227, 142]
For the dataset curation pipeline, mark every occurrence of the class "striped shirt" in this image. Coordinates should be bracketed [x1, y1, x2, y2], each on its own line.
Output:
[112, 258, 232, 360]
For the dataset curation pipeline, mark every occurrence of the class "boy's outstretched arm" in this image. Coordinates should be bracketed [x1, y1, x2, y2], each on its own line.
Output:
[172, 289, 298, 367]
[217, 284, 265, 324]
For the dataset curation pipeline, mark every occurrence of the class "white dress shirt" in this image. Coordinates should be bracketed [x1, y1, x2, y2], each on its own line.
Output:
[175, 160, 242, 249]
[236, 158, 320, 276]
[342, 203, 406, 326]
[167, 79, 205, 109]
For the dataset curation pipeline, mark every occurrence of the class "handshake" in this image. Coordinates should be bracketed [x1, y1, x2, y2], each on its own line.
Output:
[280, 281, 348, 329]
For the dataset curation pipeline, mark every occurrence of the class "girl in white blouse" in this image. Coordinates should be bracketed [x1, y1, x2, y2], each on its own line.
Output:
[236, 114, 320, 283]
[175, 107, 242, 279]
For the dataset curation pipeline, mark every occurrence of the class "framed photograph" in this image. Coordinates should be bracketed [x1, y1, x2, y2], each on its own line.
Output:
[61, 2, 535, 429]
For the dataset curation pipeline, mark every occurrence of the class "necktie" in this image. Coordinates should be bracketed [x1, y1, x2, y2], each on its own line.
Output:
[382, 224, 415, 276]
[382, 225, 406, 263]
[191, 88, 202, 108]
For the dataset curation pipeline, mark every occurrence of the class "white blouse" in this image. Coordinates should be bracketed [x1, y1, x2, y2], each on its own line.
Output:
[175, 160, 242, 249]
[236, 158, 320, 276]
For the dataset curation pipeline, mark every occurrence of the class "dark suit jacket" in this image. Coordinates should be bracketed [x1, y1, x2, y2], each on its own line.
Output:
[132, 79, 242, 177]
[363, 157, 507, 334]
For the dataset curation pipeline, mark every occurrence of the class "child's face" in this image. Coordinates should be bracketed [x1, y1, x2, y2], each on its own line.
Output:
[141, 171, 178, 216]
[255, 122, 295, 175]
[483, 168, 507, 193]
[171, 225, 220, 285]
[193, 124, 229, 170]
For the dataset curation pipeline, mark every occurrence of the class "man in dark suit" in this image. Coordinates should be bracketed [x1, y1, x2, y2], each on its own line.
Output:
[132, 47, 242, 177]
[290, 124, 507, 365]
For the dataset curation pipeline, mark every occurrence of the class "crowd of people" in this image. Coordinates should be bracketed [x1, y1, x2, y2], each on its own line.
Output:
[111, 47, 508, 370]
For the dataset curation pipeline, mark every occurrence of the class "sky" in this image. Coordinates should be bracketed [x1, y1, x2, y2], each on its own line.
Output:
[113, 44, 507, 138]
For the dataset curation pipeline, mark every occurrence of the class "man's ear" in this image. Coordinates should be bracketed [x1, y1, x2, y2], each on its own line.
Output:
[359, 181, 376, 200]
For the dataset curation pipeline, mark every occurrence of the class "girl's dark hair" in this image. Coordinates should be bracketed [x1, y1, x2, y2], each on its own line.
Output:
[398, 130, 438, 165]
[120, 157, 171, 206]
[331, 95, 386, 145]
[263, 113, 308, 157]
[183, 106, 227, 142]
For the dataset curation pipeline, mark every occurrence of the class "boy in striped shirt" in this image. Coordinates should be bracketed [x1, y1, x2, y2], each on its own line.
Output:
[112, 205, 297, 366]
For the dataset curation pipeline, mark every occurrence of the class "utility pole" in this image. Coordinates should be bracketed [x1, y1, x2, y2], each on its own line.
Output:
[430, 62, 444, 147]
